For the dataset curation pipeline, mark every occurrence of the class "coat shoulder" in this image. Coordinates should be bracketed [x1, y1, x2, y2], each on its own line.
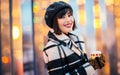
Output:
[43, 40, 58, 51]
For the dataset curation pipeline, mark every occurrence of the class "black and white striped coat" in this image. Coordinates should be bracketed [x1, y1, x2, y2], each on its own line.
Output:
[43, 29, 95, 75]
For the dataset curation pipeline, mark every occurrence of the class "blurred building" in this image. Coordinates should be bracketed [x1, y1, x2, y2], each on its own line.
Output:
[0, 0, 120, 75]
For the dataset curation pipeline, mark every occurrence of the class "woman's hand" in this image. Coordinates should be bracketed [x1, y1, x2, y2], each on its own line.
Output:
[89, 54, 105, 70]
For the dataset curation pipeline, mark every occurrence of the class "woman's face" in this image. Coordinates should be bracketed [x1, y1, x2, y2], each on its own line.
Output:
[57, 11, 74, 34]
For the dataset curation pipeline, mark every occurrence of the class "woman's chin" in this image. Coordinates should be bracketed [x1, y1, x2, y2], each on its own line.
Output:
[64, 30, 72, 34]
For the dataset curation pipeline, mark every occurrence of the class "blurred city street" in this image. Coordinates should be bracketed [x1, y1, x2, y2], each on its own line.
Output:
[0, 0, 120, 75]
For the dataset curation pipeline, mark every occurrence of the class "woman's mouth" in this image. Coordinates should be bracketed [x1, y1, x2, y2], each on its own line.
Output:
[64, 24, 72, 28]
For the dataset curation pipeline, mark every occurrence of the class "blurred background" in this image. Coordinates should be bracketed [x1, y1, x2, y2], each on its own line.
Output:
[0, 0, 120, 75]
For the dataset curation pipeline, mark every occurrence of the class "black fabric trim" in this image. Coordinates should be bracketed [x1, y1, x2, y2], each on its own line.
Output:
[75, 41, 84, 43]
[43, 44, 58, 51]
[44, 51, 48, 56]
[49, 68, 66, 75]
[74, 41, 84, 51]
[69, 42, 73, 49]
[84, 64, 91, 68]
[68, 32, 85, 51]
[68, 40, 72, 49]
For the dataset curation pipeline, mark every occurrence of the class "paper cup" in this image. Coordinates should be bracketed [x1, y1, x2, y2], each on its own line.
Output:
[90, 50, 101, 59]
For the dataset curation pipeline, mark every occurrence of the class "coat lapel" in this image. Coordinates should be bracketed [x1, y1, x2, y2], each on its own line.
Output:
[48, 31, 84, 56]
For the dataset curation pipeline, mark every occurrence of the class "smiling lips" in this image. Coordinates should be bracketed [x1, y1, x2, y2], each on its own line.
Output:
[64, 23, 72, 28]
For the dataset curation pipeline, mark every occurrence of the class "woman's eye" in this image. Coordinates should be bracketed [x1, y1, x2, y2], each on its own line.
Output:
[68, 14, 72, 17]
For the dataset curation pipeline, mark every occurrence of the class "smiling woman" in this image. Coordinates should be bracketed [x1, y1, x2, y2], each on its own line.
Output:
[43, 1, 105, 75]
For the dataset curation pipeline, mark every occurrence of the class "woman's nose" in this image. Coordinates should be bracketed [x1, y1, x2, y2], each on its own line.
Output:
[65, 17, 71, 22]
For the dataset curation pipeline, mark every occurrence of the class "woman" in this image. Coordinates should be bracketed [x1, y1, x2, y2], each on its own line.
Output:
[43, 1, 105, 75]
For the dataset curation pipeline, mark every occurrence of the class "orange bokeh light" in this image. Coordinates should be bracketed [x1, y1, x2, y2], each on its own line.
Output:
[2, 56, 9, 64]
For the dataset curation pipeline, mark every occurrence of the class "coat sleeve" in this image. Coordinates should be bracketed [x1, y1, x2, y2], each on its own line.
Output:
[43, 42, 66, 75]
[69, 62, 95, 75]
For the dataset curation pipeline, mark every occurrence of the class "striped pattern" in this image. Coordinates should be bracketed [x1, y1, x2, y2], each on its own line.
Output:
[43, 29, 95, 75]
